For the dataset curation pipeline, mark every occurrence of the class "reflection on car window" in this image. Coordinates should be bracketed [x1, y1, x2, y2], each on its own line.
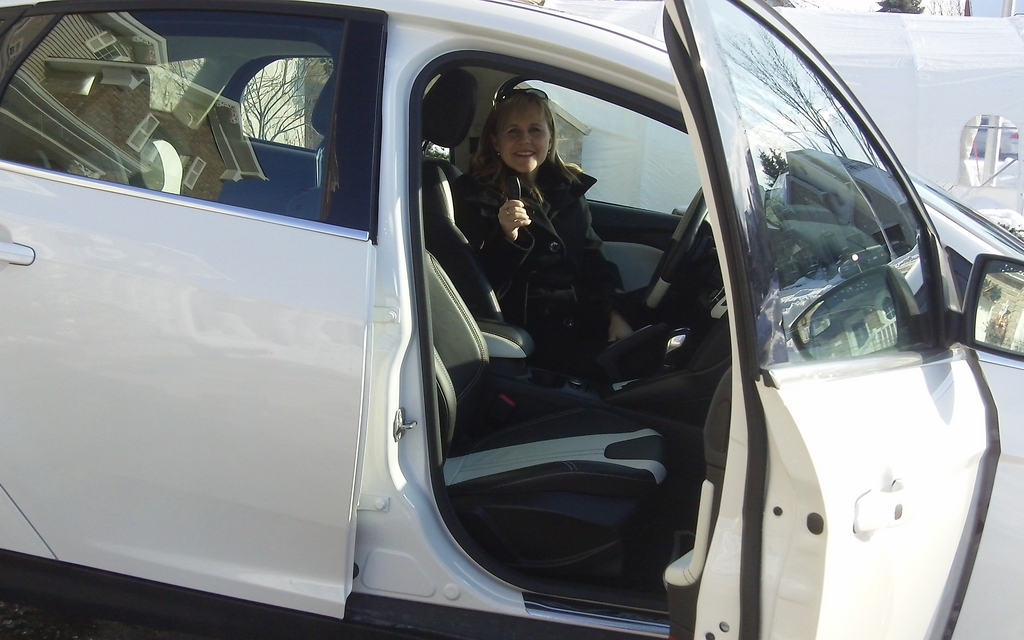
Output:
[709, 1, 930, 364]
[0, 12, 345, 223]
[959, 115, 1019, 189]
[531, 82, 700, 212]
[240, 57, 333, 150]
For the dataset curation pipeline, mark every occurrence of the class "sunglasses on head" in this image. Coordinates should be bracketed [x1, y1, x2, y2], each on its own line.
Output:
[494, 87, 549, 104]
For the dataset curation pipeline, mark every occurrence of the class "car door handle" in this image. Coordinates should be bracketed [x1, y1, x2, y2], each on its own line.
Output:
[0, 241, 35, 266]
[853, 480, 909, 534]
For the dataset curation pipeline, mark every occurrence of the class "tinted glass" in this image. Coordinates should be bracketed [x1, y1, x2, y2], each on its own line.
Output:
[0, 11, 351, 225]
[531, 81, 700, 213]
[707, 1, 931, 364]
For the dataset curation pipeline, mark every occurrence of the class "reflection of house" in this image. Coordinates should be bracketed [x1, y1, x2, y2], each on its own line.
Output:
[0, 12, 264, 200]
[17, 13, 166, 83]
[977, 269, 1024, 349]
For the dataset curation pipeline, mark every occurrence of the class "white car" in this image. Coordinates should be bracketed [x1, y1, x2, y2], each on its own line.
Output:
[0, 1, 1022, 639]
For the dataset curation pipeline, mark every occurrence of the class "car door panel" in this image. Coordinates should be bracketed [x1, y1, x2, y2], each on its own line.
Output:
[589, 200, 679, 250]
[663, 0, 994, 638]
[761, 357, 986, 639]
[0, 479, 52, 559]
[0, 6, 382, 617]
[590, 202, 678, 292]
[0, 167, 371, 618]
[953, 354, 1024, 638]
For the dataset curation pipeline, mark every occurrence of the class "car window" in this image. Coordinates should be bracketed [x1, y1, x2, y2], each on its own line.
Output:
[959, 115, 1019, 189]
[0, 11, 362, 226]
[707, 0, 933, 364]
[240, 57, 333, 150]
[528, 81, 700, 213]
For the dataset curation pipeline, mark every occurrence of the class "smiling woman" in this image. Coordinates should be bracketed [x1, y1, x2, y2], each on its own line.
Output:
[452, 84, 633, 378]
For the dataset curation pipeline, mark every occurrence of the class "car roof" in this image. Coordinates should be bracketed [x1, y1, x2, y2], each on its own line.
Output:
[0, 0, 678, 105]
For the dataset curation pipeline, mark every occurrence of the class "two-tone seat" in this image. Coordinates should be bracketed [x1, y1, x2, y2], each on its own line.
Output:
[426, 253, 666, 577]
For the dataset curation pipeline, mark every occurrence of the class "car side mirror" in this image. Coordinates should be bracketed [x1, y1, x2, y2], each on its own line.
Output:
[792, 265, 921, 360]
[965, 254, 1024, 357]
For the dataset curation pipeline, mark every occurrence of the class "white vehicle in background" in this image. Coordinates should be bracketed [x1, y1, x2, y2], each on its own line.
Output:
[0, 0, 1023, 639]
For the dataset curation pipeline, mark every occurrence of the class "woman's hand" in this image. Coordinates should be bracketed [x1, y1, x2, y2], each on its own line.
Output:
[607, 309, 634, 343]
[499, 199, 531, 242]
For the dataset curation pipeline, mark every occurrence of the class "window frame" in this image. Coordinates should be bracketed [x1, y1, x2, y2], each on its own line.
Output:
[408, 48, 694, 604]
[690, 0, 955, 370]
[0, 0, 386, 240]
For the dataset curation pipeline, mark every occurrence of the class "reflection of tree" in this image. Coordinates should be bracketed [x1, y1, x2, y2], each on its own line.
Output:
[726, 30, 873, 161]
[924, 0, 963, 14]
[240, 58, 332, 148]
[878, 0, 924, 12]
[759, 148, 788, 183]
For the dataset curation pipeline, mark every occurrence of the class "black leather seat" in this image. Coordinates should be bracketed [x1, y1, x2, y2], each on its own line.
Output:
[421, 68, 503, 321]
[426, 253, 667, 577]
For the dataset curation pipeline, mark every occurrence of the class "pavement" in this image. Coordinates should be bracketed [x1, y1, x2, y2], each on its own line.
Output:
[0, 601, 211, 640]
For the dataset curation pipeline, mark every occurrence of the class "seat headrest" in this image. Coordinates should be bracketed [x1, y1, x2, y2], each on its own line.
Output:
[423, 69, 478, 149]
[311, 76, 337, 137]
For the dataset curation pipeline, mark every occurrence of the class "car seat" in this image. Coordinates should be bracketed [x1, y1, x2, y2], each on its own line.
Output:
[426, 252, 667, 577]
[421, 68, 504, 322]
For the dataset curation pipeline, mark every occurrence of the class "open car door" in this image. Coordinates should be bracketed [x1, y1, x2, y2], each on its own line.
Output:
[661, 0, 997, 638]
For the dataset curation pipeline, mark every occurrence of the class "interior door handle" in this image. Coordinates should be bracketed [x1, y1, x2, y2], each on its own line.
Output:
[0, 241, 35, 266]
[854, 480, 909, 534]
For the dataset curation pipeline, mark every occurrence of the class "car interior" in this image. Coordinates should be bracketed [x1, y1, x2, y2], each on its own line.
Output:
[416, 62, 733, 614]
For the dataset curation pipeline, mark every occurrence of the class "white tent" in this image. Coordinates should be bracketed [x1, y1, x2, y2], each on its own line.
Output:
[782, 9, 1024, 215]
[546, 1, 1024, 219]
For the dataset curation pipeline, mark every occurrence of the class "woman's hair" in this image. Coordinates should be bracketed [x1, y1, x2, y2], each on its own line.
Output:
[470, 90, 580, 201]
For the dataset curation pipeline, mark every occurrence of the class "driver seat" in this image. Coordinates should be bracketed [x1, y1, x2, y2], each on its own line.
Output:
[421, 67, 504, 322]
[427, 253, 667, 577]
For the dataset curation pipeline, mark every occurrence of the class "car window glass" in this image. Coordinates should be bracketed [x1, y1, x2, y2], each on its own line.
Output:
[240, 57, 333, 150]
[0, 15, 51, 79]
[707, 0, 932, 365]
[530, 81, 700, 212]
[0, 11, 347, 223]
[959, 115, 1019, 189]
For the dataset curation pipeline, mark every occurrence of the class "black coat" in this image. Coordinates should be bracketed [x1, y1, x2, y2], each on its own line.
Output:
[452, 163, 623, 334]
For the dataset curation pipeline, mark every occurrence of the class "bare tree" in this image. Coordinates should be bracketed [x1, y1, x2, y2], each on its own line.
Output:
[240, 58, 332, 148]
[925, 0, 965, 14]
[725, 29, 874, 161]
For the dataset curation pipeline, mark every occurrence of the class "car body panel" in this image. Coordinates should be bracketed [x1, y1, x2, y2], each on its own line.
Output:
[0, 482, 51, 559]
[0, 161, 373, 618]
[954, 353, 1024, 639]
[760, 355, 986, 639]
[914, 181, 1024, 640]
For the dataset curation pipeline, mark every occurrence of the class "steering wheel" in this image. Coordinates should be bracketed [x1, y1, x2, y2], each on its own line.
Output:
[643, 189, 710, 309]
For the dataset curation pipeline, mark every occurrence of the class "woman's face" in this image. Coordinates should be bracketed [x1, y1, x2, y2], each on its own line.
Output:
[491, 104, 552, 180]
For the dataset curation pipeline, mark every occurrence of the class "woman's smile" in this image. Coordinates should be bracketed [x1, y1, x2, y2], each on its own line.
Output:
[492, 104, 552, 179]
